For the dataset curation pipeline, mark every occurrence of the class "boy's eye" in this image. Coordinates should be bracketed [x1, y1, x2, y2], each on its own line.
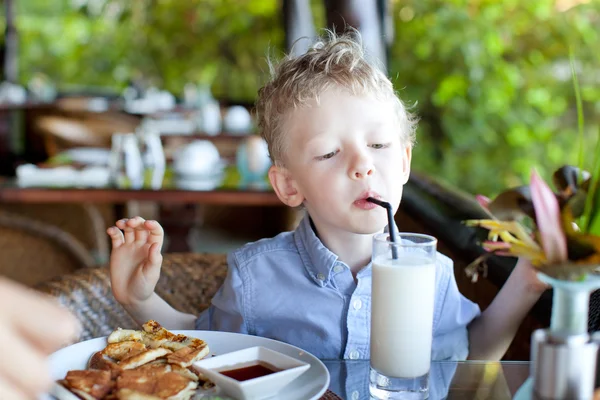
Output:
[370, 143, 391, 149]
[315, 150, 339, 161]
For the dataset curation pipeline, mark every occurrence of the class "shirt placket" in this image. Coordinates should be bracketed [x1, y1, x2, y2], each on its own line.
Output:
[343, 271, 371, 360]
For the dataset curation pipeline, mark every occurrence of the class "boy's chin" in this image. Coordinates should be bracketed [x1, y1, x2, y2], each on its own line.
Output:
[349, 219, 389, 235]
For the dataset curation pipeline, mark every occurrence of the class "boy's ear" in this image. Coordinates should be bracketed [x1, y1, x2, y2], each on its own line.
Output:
[268, 165, 305, 207]
[400, 145, 412, 184]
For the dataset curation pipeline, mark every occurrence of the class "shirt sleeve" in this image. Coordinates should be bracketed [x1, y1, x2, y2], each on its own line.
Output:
[195, 252, 249, 333]
[432, 255, 481, 361]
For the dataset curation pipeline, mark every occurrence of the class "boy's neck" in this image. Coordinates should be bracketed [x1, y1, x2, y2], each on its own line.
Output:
[309, 217, 377, 275]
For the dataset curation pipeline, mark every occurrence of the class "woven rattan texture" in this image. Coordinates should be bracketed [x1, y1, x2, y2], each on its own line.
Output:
[0, 210, 97, 286]
[36, 253, 228, 342]
[1, 203, 112, 264]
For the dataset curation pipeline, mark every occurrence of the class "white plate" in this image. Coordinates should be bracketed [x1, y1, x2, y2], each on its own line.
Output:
[61, 148, 111, 166]
[44, 330, 330, 400]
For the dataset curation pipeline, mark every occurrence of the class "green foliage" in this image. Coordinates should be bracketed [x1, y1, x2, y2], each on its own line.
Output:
[389, 0, 600, 195]
[14, 0, 283, 100]
[8, 0, 600, 195]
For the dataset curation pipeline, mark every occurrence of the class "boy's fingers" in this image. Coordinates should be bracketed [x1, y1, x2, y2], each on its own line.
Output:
[0, 325, 53, 397]
[148, 242, 163, 265]
[131, 218, 149, 244]
[106, 226, 124, 248]
[1, 279, 80, 353]
[121, 219, 137, 243]
[0, 375, 29, 400]
[145, 220, 164, 248]
[143, 243, 163, 283]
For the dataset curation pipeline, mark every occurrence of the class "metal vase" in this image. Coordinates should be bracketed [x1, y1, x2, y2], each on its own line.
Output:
[531, 272, 600, 399]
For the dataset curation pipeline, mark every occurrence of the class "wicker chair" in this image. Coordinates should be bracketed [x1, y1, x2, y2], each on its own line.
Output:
[35, 253, 229, 342]
[0, 211, 96, 286]
[0, 203, 112, 265]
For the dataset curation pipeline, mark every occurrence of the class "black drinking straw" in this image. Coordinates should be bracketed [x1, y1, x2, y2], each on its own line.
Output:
[366, 197, 399, 259]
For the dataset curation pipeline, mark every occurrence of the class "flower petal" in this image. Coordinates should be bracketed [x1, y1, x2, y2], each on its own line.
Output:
[530, 170, 568, 263]
[476, 194, 491, 210]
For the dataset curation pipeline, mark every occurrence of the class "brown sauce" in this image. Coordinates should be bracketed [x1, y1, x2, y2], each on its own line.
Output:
[219, 362, 280, 381]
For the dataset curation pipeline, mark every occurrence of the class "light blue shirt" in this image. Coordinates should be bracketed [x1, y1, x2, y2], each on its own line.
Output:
[196, 214, 481, 360]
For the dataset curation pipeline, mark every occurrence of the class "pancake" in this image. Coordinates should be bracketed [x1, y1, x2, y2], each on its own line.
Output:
[108, 329, 144, 344]
[119, 348, 172, 370]
[62, 370, 114, 400]
[167, 345, 209, 368]
[56, 320, 207, 400]
[116, 370, 198, 400]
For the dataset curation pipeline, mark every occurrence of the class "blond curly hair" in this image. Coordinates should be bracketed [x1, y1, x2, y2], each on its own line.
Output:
[255, 30, 417, 167]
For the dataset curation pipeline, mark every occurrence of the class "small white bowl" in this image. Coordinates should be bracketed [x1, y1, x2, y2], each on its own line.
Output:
[192, 346, 310, 400]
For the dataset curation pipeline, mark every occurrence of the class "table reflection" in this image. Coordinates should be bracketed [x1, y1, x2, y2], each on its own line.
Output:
[322, 360, 530, 400]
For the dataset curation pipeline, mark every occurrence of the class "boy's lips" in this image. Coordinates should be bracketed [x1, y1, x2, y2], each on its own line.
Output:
[353, 191, 382, 210]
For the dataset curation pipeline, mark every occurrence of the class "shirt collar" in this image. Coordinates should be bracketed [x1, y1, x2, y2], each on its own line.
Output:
[293, 213, 401, 287]
[294, 213, 339, 287]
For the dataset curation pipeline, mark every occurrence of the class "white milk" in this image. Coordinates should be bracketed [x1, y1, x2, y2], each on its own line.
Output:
[371, 254, 436, 378]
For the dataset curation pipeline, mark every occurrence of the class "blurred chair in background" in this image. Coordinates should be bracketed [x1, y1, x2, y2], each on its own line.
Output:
[0, 210, 95, 286]
[0, 203, 112, 265]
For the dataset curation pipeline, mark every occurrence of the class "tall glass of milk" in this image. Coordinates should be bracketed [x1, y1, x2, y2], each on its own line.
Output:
[370, 232, 437, 400]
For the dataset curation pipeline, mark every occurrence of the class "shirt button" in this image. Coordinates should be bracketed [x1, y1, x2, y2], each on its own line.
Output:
[353, 299, 362, 310]
[349, 350, 359, 359]
[333, 265, 344, 273]
[351, 391, 360, 400]
[316, 273, 325, 281]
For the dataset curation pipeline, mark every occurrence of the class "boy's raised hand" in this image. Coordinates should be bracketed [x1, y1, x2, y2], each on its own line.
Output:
[107, 217, 164, 306]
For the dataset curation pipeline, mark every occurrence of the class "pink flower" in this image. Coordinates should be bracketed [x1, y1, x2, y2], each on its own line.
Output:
[530, 170, 568, 263]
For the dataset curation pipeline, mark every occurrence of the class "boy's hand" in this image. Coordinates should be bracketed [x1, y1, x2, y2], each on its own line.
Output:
[0, 278, 79, 400]
[107, 217, 164, 306]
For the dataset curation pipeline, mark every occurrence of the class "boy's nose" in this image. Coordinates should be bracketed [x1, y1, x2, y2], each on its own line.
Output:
[349, 159, 375, 180]
[353, 168, 374, 179]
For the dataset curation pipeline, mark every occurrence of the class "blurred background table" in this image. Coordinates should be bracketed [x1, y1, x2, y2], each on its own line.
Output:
[0, 178, 281, 205]
[0, 175, 292, 261]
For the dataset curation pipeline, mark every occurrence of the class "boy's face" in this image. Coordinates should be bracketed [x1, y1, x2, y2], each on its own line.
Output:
[269, 88, 411, 235]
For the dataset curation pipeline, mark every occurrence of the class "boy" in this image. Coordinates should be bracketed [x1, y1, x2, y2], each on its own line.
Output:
[107, 32, 547, 361]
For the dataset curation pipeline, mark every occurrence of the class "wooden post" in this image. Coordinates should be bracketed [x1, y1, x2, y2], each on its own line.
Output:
[282, 0, 390, 72]
[0, 0, 23, 172]
[282, 0, 316, 57]
[3, 0, 18, 83]
[324, 0, 389, 72]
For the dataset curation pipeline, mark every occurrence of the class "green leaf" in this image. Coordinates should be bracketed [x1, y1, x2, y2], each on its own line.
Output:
[569, 48, 585, 185]
[583, 126, 600, 235]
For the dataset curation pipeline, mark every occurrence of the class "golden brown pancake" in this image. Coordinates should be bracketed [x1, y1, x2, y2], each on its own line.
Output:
[116, 370, 198, 400]
[63, 370, 114, 400]
[104, 341, 148, 361]
[88, 352, 120, 371]
[167, 344, 209, 368]
[57, 320, 209, 400]
[108, 329, 144, 344]
[169, 365, 199, 382]
[119, 348, 172, 370]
